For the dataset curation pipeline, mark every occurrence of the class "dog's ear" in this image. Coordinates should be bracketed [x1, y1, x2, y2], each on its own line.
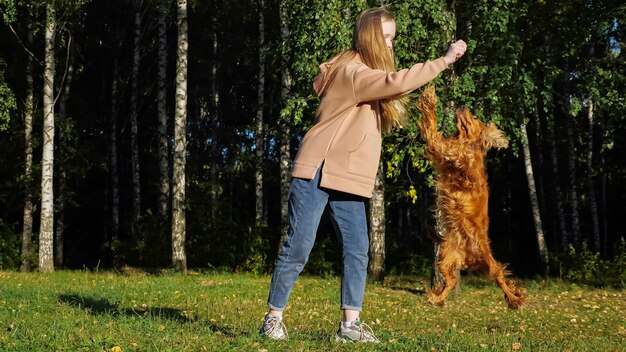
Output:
[480, 123, 509, 150]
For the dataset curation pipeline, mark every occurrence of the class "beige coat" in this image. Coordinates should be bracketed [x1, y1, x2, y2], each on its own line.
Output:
[291, 54, 448, 198]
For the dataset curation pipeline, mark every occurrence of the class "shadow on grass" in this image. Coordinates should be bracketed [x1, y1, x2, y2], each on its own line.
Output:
[58, 294, 237, 337]
[383, 276, 428, 295]
[58, 294, 192, 323]
[385, 273, 507, 296]
[388, 286, 426, 295]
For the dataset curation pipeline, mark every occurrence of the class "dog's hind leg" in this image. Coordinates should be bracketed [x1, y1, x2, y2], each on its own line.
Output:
[427, 248, 460, 307]
[481, 243, 526, 309]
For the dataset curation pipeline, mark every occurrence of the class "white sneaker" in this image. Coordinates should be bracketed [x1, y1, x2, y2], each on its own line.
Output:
[260, 314, 288, 340]
[335, 318, 380, 343]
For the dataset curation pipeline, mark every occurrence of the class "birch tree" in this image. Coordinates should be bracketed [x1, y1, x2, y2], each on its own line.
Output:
[520, 120, 549, 271]
[20, 19, 34, 272]
[531, 102, 546, 216]
[585, 99, 600, 251]
[368, 161, 386, 281]
[39, 3, 56, 273]
[171, 0, 188, 273]
[157, 0, 170, 219]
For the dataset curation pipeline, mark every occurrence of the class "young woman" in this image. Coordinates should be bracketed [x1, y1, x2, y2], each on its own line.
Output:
[261, 7, 466, 343]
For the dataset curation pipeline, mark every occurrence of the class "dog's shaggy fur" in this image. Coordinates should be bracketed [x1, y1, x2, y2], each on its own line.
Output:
[416, 85, 526, 309]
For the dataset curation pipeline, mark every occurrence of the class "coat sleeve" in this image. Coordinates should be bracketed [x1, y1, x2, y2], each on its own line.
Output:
[351, 57, 448, 103]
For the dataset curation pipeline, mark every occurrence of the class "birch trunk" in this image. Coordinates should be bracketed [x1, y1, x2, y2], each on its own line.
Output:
[586, 99, 600, 251]
[520, 122, 549, 272]
[432, 0, 459, 290]
[368, 161, 386, 281]
[157, 1, 170, 219]
[255, 0, 265, 225]
[532, 102, 546, 216]
[39, 4, 56, 273]
[278, 1, 291, 244]
[171, 0, 188, 273]
[130, 1, 142, 244]
[20, 20, 34, 272]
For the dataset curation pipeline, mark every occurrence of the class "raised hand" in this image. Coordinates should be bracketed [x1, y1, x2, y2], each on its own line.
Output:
[443, 39, 467, 65]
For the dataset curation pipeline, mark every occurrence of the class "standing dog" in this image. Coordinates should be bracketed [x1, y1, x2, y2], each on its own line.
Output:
[416, 85, 526, 309]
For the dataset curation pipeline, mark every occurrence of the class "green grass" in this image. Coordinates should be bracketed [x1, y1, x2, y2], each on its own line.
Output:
[0, 270, 624, 351]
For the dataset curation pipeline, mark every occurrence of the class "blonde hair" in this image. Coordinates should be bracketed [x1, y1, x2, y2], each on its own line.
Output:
[317, 7, 409, 132]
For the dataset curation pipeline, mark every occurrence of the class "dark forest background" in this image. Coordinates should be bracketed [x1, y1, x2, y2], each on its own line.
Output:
[0, 0, 625, 284]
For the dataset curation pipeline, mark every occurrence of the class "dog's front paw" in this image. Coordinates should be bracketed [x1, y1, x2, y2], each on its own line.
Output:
[426, 290, 446, 307]
[416, 84, 438, 112]
[504, 280, 527, 309]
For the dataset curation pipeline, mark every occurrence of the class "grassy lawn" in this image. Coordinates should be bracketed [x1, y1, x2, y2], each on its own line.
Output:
[0, 270, 624, 351]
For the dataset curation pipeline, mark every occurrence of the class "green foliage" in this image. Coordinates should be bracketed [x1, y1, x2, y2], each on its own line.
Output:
[562, 243, 602, 283]
[186, 215, 273, 274]
[279, 95, 310, 126]
[239, 225, 271, 274]
[0, 61, 16, 132]
[0, 0, 625, 279]
[551, 240, 626, 288]
[137, 211, 171, 269]
[0, 0, 17, 24]
[613, 237, 626, 286]
[277, 0, 368, 130]
[0, 220, 21, 270]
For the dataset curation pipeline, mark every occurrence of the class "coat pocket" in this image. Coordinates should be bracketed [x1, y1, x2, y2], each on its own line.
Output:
[347, 134, 381, 178]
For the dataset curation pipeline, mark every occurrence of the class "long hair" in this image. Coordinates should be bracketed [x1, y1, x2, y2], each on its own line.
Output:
[317, 7, 409, 132]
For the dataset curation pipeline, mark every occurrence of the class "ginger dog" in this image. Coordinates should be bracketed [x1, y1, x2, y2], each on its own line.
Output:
[416, 85, 526, 309]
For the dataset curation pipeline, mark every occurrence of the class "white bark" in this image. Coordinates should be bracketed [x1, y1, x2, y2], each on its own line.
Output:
[39, 4, 56, 273]
[172, 0, 188, 273]
[586, 99, 600, 251]
[368, 161, 386, 281]
[20, 20, 34, 272]
[532, 102, 546, 217]
[521, 122, 549, 270]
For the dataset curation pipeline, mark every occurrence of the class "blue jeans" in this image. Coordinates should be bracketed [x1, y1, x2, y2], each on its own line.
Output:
[267, 167, 369, 311]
